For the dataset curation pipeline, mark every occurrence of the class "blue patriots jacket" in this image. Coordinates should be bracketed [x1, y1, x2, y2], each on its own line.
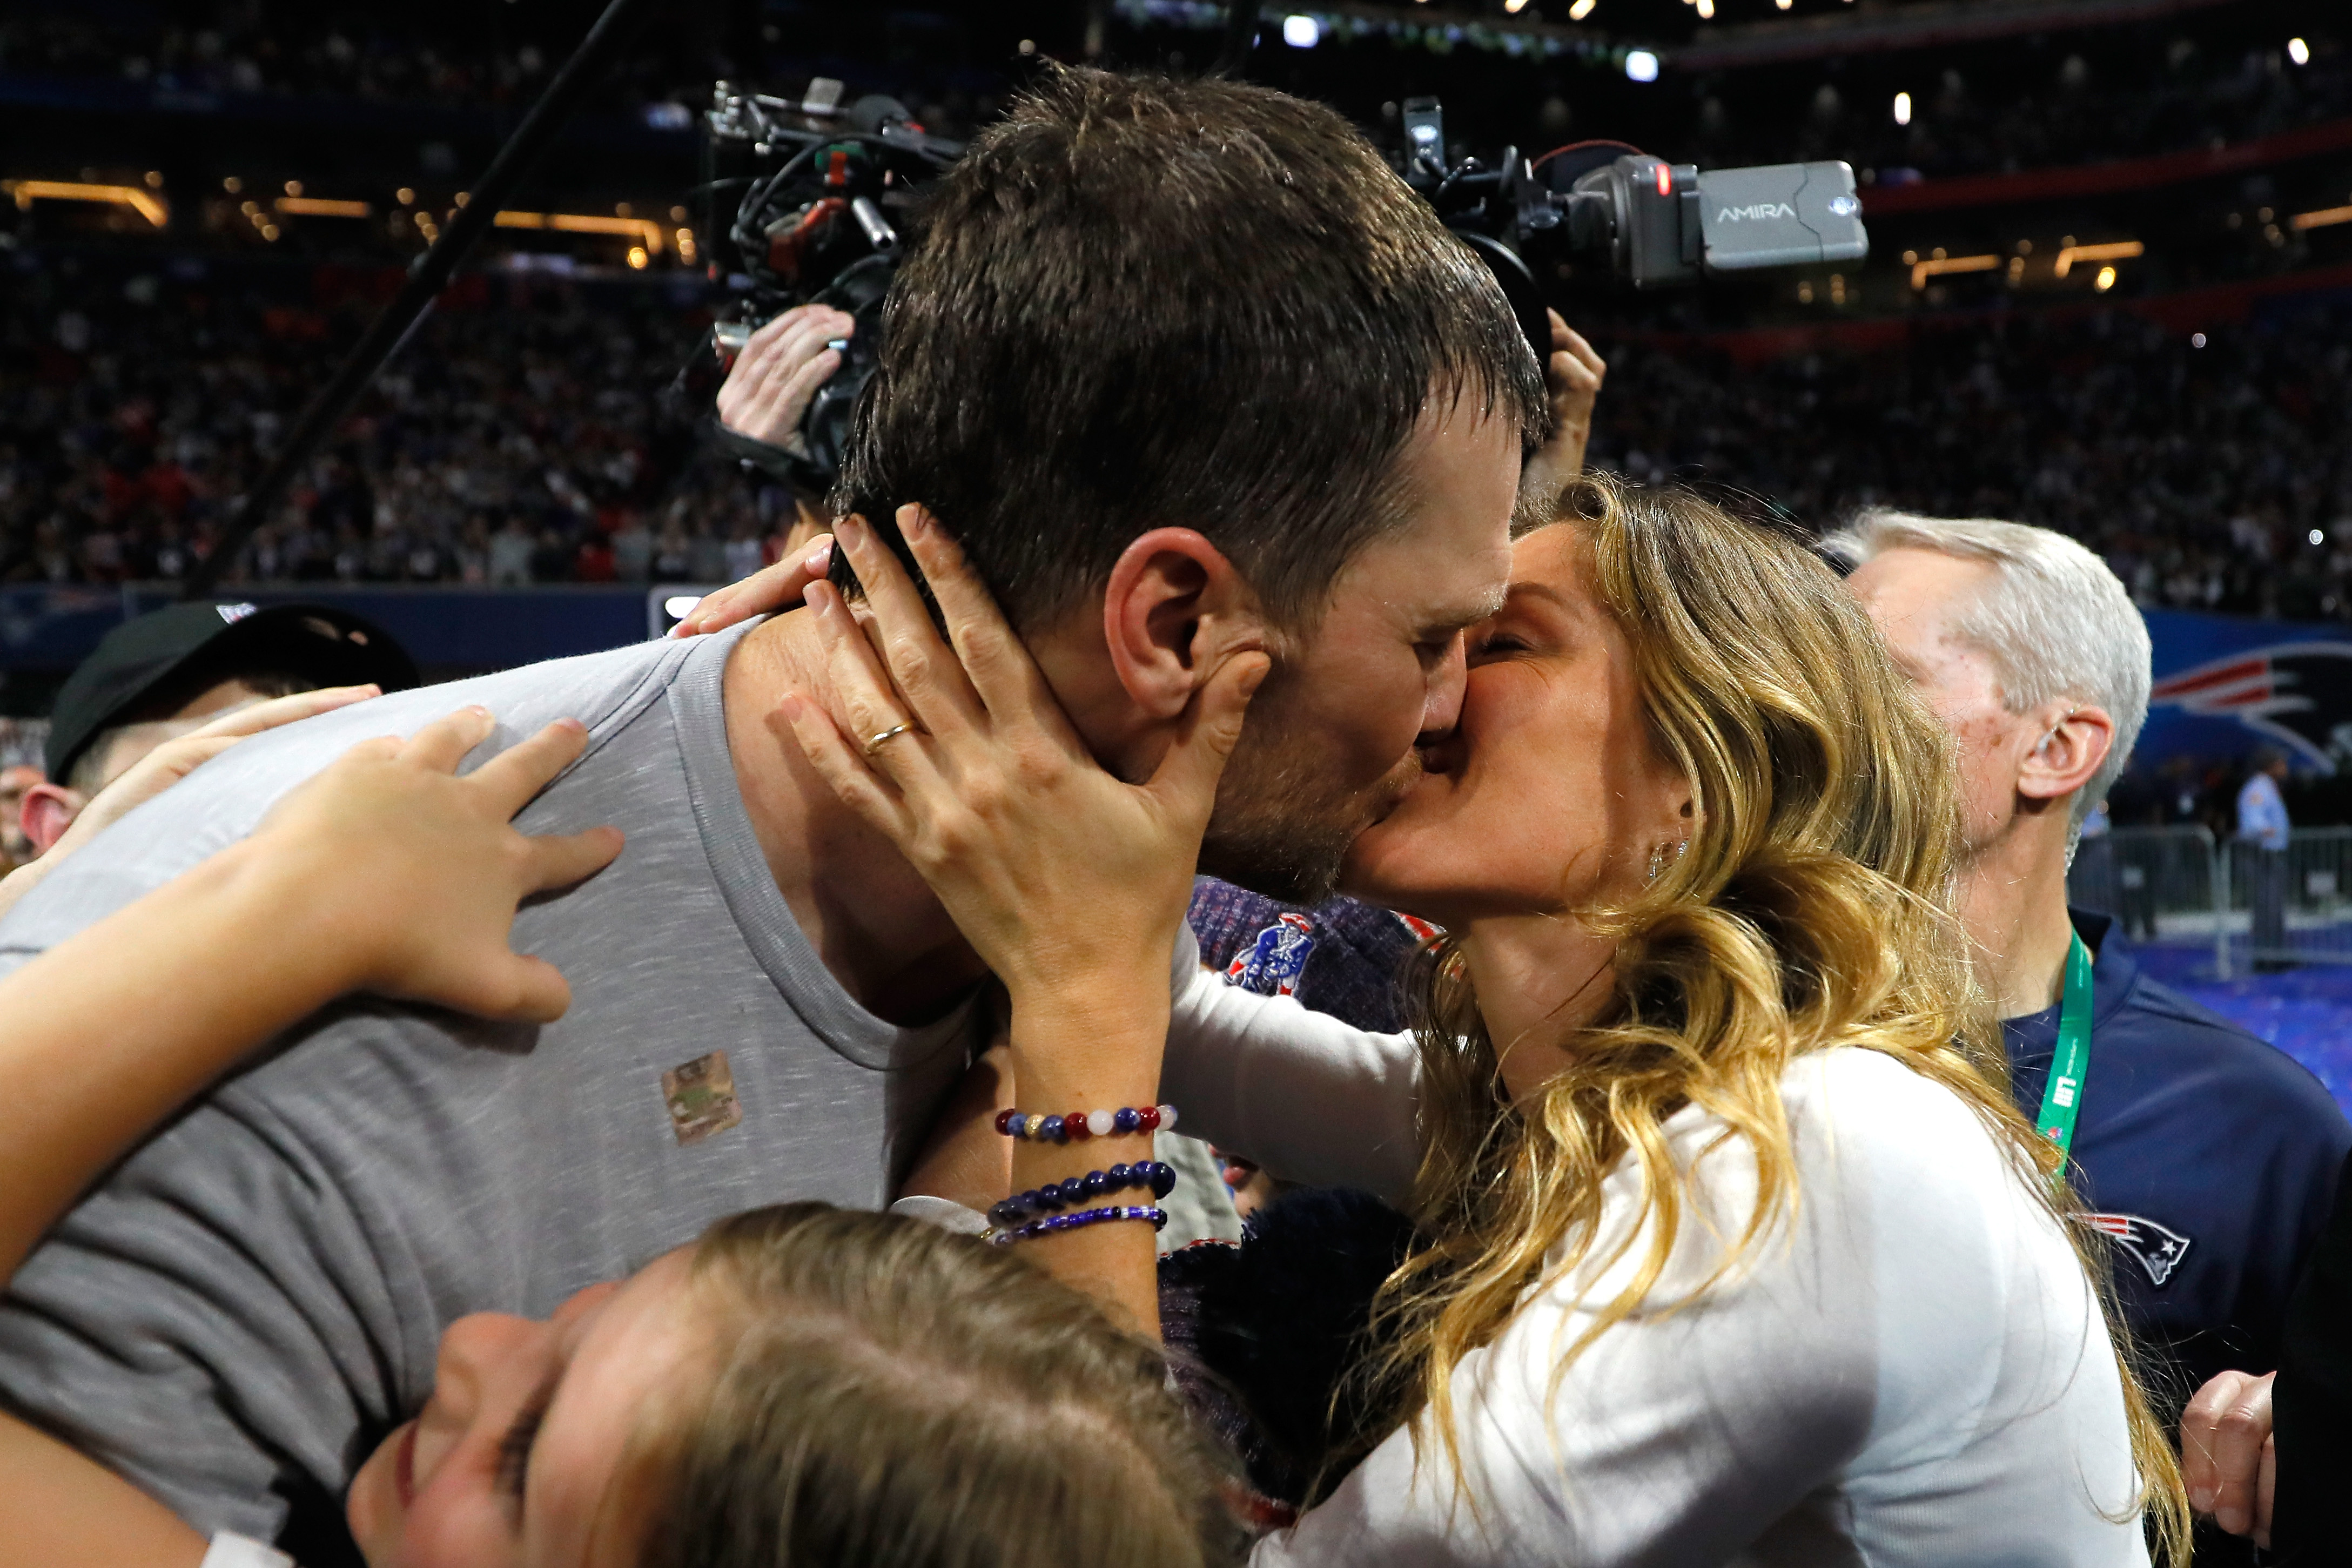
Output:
[2005, 910, 2351, 1409]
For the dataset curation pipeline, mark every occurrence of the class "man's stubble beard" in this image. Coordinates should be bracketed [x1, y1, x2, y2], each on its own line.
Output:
[1196, 713, 1424, 907]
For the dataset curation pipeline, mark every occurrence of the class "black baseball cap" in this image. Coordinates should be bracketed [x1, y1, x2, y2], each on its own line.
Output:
[45, 601, 420, 783]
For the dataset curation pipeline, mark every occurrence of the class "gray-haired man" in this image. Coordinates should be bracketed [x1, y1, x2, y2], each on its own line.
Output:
[1831, 512, 2348, 1557]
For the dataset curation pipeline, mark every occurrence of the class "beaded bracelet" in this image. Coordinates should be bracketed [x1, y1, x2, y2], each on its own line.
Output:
[988, 1203, 1167, 1246]
[993, 1103, 1178, 1142]
[989, 1161, 1178, 1229]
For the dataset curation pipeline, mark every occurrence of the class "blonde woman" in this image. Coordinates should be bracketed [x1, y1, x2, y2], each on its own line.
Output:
[781, 479, 2192, 1565]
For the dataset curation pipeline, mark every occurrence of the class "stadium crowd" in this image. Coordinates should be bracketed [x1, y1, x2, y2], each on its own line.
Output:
[2, 1, 702, 119]
[5, 1, 2347, 182]
[1691, 32, 2352, 180]
[9, 254, 2352, 627]
[1591, 301, 2352, 622]
[0, 0, 997, 137]
[0, 258, 790, 590]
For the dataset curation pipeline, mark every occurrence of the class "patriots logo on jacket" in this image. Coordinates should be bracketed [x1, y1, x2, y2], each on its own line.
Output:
[1225, 914, 1315, 998]
[2084, 1212, 2193, 1288]
[2150, 642, 2352, 771]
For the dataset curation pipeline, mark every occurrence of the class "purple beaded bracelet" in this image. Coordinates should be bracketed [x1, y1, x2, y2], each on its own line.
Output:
[987, 1203, 1167, 1246]
[989, 1161, 1178, 1229]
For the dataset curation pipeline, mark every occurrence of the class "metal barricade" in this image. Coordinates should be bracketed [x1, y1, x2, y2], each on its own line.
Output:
[2068, 825, 2223, 967]
[2221, 827, 2352, 972]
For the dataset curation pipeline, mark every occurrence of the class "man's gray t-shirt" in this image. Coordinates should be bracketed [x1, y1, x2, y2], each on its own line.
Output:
[0, 623, 981, 1543]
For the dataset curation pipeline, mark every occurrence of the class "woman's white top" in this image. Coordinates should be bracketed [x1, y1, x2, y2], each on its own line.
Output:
[1164, 929, 2149, 1567]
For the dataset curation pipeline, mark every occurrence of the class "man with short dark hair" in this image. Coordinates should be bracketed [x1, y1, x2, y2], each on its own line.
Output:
[0, 68, 1544, 1561]
[837, 67, 1544, 903]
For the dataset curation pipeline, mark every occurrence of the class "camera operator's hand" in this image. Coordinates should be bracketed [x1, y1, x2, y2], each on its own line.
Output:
[1520, 308, 1608, 510]
[716, 302, 856, 450]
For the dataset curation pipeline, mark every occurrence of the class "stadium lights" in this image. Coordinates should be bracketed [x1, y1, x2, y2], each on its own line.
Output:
[494, 210, 668, 255]
[2314, 529, 2328, 547]
[1504, 0, 1530, 12]
[278, 197, 372, 219]
[2291, 203, 2352, 231]
[1695, 0, 1712, 16]
[2094, 266, 2117, 292]
[3, 179, 170, 227]
[2053, 239, 2142, 279]
[1282, 14, 1319, 46]
[2288, 38, 2310, 67]
[1893, 91, 1912, 125]
[1910, 253, 1997, 290]
[1569, 0, 1595, 17]
[1624, 49, 1659, 82]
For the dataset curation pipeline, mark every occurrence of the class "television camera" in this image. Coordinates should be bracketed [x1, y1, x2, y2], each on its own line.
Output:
[697, 83, 1867, 493]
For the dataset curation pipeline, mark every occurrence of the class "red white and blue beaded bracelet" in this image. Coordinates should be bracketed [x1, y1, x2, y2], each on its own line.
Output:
[992, 1104, 1178, 1142]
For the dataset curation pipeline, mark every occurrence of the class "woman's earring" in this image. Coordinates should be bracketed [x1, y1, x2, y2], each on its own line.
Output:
[1647, 839, 1689, 884]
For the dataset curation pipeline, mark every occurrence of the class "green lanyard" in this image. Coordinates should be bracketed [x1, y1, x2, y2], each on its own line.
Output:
[2035, 932, 2096, 1165]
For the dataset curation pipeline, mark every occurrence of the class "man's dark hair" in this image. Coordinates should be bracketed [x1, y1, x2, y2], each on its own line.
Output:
[832, 66, 1548, 631]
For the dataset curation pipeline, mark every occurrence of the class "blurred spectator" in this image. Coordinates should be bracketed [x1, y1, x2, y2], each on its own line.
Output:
[2239, 747, 2294, 967]
[0, 764, 39, 873]
[16, 601, 415, 858]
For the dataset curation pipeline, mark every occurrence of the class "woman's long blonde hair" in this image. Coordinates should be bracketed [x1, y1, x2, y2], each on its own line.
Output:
[1359, 475, 2187, 1560]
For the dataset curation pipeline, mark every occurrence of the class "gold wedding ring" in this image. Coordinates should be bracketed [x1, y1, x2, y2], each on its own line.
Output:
[863, 722, 915, 756]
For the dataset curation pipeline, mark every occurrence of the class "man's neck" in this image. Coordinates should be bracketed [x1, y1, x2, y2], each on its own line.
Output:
[1958, 811, 2081, 1021]
[720, 614, 987, 1025]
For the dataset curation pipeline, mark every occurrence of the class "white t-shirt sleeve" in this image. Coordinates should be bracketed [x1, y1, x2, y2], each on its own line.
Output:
[1160, 925, 1422, 1201]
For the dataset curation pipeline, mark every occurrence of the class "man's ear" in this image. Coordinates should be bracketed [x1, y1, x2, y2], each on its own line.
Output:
[2018, 703, 2116, 804]
[20, 783, 85, 857]
[1101, 529, 1264, 721]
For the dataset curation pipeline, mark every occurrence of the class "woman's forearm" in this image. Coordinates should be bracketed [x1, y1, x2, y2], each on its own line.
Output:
[0, 839, 355, 1283]
[1002, 976, 1173, 1337]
